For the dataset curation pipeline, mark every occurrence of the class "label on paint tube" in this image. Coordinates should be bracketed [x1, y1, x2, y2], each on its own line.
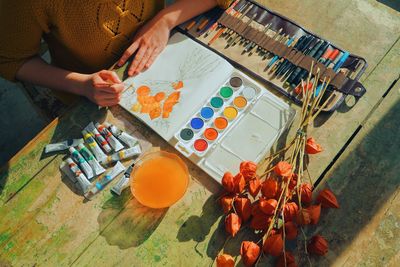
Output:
[82, 130, 107, 163]
[84, 161, 125, 200]
[107, 124, 138, 148]
[66, 158, 91, 193]
[45, 139, 84, 153]
[111, 163, 134, 195]
[69, 147, 94, 179]
[77, 143, 105, 176]
[101, 145, 142, 165]
[96, 122, 124, 152]
[85, 122, 112, 153]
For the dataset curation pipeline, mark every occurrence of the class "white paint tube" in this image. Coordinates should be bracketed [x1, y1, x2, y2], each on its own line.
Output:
[85, 122, 112, 153]
[96, 122, 124, 152]
[84, 161, 125, 200]
[82, 130, 107, 163]
[100, 145, 142, 165]
[45, 139, 84, 153]
[66, 158, 91, 193]
[69, 147, 94, 179]
[77, 143, 105, 177]
[105, 123, 138, 148]
[111, 163, 134, 195]
[59, 161, 77, 184]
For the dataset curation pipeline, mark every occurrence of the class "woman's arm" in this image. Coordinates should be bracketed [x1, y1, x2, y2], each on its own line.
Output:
[16, 56, 124, 107]
[118, 0, 222, 76]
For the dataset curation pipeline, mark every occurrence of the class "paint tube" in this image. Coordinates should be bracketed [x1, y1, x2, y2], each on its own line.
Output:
[95, 122, 124, 152]
[105, 123, 138, 148]
[77, 143, 105, 177]
[84, 161, 125, 199]
[66, 158, 91, 193]
[111, 163, 134, 195]
[45, 139, 84, 153]
[82, 130, 107, 163]
[100, 145, 142, 165]
[69, 147, 94, 179]
[59, 161, 77, 184]
[85, 122, 112, 153]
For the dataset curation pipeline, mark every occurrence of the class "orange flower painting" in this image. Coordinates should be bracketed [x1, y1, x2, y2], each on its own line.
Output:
[131, 81, 185, 120]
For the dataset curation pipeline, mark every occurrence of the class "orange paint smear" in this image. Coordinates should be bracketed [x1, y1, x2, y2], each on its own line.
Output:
[172, 81, 184, 90]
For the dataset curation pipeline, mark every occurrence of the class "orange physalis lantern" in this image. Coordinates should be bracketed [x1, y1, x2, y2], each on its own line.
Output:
[248, 177, 261, 197]
[234, 197, 252, 222]
[222, 172, 235, 193]
[307, 204, 321, 225]
[296, 208, 311, 225]
[316, 189, 339, 208]
[259, 198, 278, 216]
[240, 241, 261, 267]
[300, 183, 313, 203]
[250, 213, 271, 231]
[274, 161, 292, 177]
[263, 233, 283, 257]
[283, 202, 299, 221]
[275, 251, 297, 267]
[225, 213, 241, 237]
[305, 137, 323, 154]
[216, 254, 235, 267]
[233, 173, 246, 193]
[240, 161, 257, 181]
[308, 235, 329, 256]
[261, 179, 278, 199]
[220, 195, 234, 214]
[284, 221, 298, 240]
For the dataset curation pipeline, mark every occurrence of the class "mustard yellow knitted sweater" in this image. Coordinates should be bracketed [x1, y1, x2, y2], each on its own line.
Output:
[0, 0, 232, 81]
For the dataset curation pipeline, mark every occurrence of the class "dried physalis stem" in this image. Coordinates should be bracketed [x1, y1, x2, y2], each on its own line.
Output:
[274, 161, 293, 177]
[240, 241, 261, 267]
[308, 235, 329, 256]
[316, 189, 340, 208]
[225, 213, 242, 237]
[216, 254, 235, 267]
[240, 161, 257, 181]
[305, 137, 323, 154]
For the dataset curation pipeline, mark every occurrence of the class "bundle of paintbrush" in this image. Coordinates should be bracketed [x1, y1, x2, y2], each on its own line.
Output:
[179, 0, 368, 112]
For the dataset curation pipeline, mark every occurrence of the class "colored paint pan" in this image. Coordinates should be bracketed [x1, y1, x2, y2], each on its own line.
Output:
[210, 97, 224, 109]
[200, 107, 214, 120]
[233, 96, 247, 109]
[194, 139, 208, 152]
[190, 118, 204, 130]
[220, 86, 233, 99]
[204, 128, 218, 141]
[180, 128, 194, 141]
[242, 87, 256, 100]
[223, 106, 238, 120]
[214, 117, 228, 130]
[229, 76, 243, 88]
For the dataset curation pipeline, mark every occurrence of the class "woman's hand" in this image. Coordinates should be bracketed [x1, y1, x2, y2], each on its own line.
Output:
[117, 16, 172, 76]
[78, 70, 124, 107]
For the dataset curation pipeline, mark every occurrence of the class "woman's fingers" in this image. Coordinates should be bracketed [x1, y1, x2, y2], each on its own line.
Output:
[99, 70, 121, 84]
[128, 43, 149, 76]
[118, 41, 140, 67]
[143, 47, 161, 70]
[98, 83, 124, 94]
[133, 46, 155, 74]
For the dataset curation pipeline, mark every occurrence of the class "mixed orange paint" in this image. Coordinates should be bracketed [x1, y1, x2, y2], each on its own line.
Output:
[132, 81, 184, 120]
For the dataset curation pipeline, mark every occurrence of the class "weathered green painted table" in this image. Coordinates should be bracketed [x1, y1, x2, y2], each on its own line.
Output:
[1, 0, 399, 266]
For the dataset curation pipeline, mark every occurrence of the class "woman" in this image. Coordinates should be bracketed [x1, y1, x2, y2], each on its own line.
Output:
[0, 0, 231, 107]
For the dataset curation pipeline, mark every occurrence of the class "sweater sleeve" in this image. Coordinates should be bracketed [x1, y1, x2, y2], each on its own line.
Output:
[0, 1, 47, 81]
[217, 0, 233, 9]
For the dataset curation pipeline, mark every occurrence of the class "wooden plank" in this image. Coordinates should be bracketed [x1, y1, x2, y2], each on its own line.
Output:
[308, 80, 400, 267]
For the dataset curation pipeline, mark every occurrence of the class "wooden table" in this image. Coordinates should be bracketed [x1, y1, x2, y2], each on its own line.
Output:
[1, 1, 399, 266]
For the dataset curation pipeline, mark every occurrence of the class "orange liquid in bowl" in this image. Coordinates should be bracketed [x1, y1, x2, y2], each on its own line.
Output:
[131, 151, 189, 209]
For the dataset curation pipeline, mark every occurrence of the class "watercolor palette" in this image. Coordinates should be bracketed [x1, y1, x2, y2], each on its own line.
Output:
[120, 32, 295, 183]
